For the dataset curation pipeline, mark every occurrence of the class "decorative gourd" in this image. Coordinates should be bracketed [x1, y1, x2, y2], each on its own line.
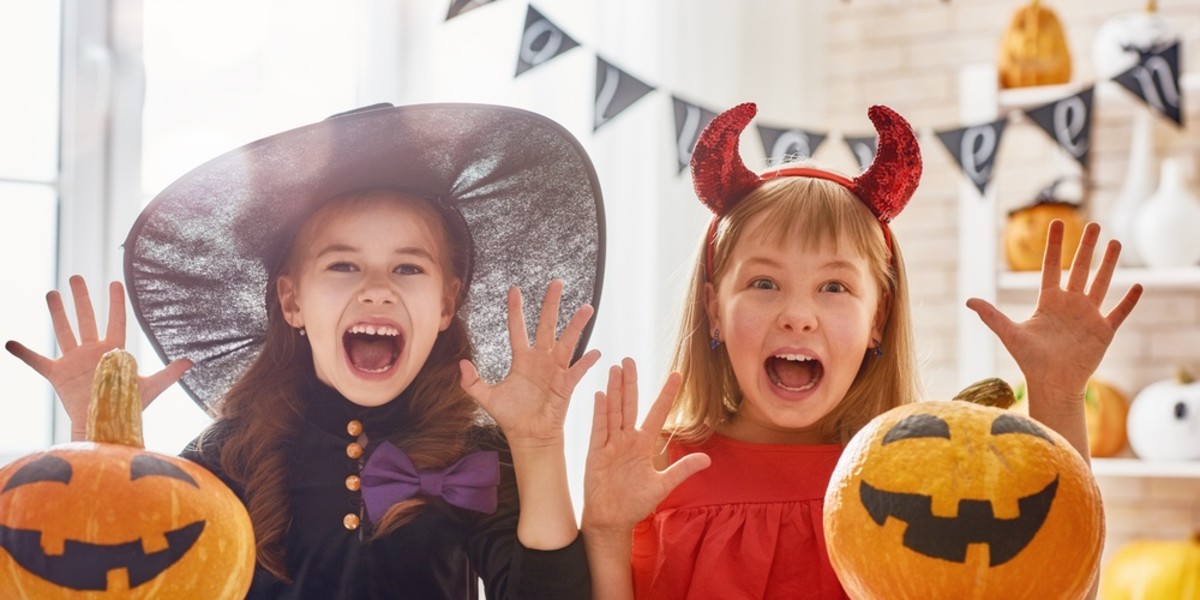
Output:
[1092, 0, 1180, 79]
[998, 0, 1073, 89]
[0, 350, 255, 598]
[1100, 534, 1200, 599]
[1127, 367, 1200, 460]
[824, 378, 1103, 599]
[1012, 378, 1130, 458]
[1004, 187, 1086, 271]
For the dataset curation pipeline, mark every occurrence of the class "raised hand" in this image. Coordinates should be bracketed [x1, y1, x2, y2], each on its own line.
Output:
[5, 275, 193, 440]
[459, 279, 601, 446]
[582, 358, 711, 535]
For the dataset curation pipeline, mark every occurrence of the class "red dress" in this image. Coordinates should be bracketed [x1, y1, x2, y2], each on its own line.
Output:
[631, 433, 850, 600]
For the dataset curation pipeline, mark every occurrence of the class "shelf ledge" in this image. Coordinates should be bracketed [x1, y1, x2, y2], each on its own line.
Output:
[1091, 457, 1200, 479]
[998, 266, 1200, 292]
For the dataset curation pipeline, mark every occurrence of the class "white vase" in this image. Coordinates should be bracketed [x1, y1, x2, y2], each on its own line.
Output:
[1107, 110, 1155, 266]
[1134, 157, 1200, 268]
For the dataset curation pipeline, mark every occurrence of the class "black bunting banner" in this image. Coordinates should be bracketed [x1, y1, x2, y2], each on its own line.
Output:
[515, 5, 580, 77]
[843, 135, 877, 172]
[593, 57, 655, 132]
[672, 96, 718, 174]
[757, 124, 827, 166]
[445, 0, 495, 21]
[1023, 86, 1094, 168]
[936, 118, 1009, 196]
[1112, 41, 1184, 127]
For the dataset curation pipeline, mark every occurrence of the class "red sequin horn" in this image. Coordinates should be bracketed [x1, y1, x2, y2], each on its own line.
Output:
[690, 103, 922, 223]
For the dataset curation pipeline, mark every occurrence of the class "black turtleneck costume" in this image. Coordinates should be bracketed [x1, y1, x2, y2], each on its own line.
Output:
[180, 370, 591, 599]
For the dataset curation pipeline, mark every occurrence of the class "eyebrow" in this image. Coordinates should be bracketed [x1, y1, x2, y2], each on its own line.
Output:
[315, 243, 436, 262]
[741, 256, 863, 272]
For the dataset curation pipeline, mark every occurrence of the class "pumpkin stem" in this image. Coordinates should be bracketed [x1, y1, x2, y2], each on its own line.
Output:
[87, 349, 145, 448]
[1177, 365, 1195, 385]
[953, 378, 1017, 410]
[1145, 0, 1157, 13]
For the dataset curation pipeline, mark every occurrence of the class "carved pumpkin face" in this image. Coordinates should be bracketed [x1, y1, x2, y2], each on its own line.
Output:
[998, 0, 1073, 89]
[824, 400, 1103, 599]
[0, 443, 254, 598]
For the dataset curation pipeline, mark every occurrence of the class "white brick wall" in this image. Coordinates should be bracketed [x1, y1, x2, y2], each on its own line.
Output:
[822, 0, 1200, 570]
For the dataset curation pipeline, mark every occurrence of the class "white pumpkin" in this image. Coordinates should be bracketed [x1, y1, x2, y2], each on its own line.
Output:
[1127, 369, 1200, 460]
[1092, 1, 1180, 79]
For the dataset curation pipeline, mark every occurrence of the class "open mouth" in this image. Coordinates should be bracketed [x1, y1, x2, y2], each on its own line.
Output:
[859, 476, 1058, 566]
[343, 323, 404, 374]
[765, 354, 823, 392]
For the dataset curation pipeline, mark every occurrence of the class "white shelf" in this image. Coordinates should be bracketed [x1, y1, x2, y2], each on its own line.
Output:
[997, 73, 1200, 112]
[998, 266, 1200, 292]
[1092, 457, 1200, 479]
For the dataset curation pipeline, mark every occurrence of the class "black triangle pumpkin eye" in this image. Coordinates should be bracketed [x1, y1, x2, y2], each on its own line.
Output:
[130, 455, 199, 488]
[991, 413, 1053, 444]
[882, 414, 951, 445]
[3, 455, 72, 492]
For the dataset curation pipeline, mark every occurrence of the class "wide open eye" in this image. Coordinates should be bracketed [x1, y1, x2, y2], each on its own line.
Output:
[990, 413, 1053, 444]
[131, 455, 199, 488]
[882, 414, 951, 445]
[2, 455, 72, 492]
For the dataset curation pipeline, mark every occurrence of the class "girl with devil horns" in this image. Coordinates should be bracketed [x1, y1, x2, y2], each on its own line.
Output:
[6, 104, 605, 598]
[580, 103, 1141, 598]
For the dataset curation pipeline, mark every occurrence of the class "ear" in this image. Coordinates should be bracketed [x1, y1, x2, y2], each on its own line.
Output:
[440, 277, 462, 332]
[704, 281, 720, 335]
[871, 291, 891, 342]
[277, 275, 303, 328]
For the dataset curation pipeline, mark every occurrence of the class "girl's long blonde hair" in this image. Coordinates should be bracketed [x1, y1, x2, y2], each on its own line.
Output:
[667, 174, 920, 445]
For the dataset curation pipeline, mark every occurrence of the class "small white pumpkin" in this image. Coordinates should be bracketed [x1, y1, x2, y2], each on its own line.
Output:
[1092, 1, 1180, 79]
[1127, 367, 1200, 460]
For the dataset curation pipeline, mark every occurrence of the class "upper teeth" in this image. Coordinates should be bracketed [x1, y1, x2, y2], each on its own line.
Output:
[775, 353, 814, 362]
[349, 324, 400, 336]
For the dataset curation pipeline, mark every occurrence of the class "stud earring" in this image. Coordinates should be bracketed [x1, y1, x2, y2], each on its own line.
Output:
[870, 338, 883, 357]
[298, 327, 307, 337]
[710, 328, 721, 350]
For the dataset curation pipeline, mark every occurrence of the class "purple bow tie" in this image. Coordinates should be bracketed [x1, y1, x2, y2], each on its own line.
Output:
[361, 442, 500, 522]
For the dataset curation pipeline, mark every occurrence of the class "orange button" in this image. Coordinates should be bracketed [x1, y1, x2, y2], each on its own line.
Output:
[347, 420, 363, 437]
[346, 442, 363, 460]
[345, 474, 361, 491]
[343, 513, 360, 530]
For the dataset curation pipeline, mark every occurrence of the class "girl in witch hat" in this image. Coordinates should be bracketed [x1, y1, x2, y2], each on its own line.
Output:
[579, 103, 1142, 599]
[6, 103, 605, 598]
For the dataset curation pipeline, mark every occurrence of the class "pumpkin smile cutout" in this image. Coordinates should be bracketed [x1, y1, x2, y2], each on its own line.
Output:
[0, 351, 256, 599]
[824, 382, 1103, 600]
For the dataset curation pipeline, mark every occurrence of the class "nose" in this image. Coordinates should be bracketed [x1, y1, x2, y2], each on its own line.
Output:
[777, 293, 817, 333]
[357, 272, 397, 305]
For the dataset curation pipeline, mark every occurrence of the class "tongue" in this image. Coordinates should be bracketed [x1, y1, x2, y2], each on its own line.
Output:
[769, 358, 818, 389]
[347, 336, 394, 371]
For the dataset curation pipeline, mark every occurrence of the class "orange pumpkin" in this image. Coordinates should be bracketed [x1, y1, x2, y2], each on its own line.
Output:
[998, 0, 1073, 89]
[1004, 198, 1085, 271]
[1100, 534, 1200, 599]
[1013, 378, 1130, 458]
[0, 350, 255, 598]
[824, 379, 1103, 599]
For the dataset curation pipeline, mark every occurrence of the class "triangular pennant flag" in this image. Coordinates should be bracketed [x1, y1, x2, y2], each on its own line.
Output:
[843, 135, 877, 172]
[671, 96, 718, 174]
[936, 118, 1009, 196]
[1024, 86, 1095, 168]
[594, 56, 655, 132]
[445, 0, 494, 21]
[1112, 41, 1184, 127]
[757, 124, 827, 166]
[515, 5, 580, 77]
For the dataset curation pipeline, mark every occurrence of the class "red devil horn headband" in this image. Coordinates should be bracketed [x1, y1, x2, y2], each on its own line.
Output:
[690, 102, 921, 278]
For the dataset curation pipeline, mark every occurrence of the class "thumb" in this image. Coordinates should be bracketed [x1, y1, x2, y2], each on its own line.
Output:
[659, 452, 711, 494]
[140, 358, 193, 409]
[965, 297, 1015, 341]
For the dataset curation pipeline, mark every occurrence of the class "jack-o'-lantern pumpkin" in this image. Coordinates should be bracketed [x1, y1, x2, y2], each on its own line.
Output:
[1004, 179, 1086, 271]
[0, 350, 254, 599]
[998, 0, 1073, 89]
[1127, 367, 1200, 461]
[1013, 378, 1130, 458]
[1100, 534, 1200, 599]
[824, 378, 1103, 599]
